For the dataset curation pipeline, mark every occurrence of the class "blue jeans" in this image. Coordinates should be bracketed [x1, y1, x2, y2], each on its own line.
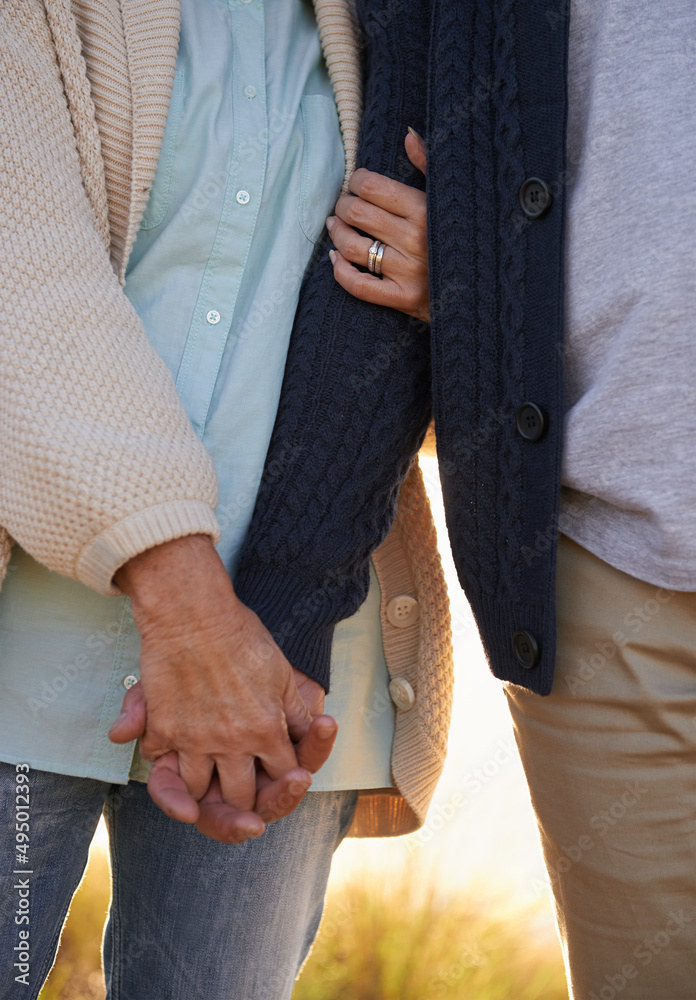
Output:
[0, 763, 357, 1000]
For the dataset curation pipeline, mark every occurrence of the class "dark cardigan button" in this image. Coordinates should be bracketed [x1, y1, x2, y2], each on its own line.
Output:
[519, 178, 553, 219]
[512, 630, 539, 669]
[516, 402, 546, 442]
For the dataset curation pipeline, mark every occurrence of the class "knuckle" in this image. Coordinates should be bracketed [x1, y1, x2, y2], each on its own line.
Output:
[334, 193, 351, 218]
[344, 200, 367, 228]
[403, 286, 423, 312]
[354, 274, 375, 300]
[411, 196, 427, 223]
[258, 714, 286, 743]
[344, 234, 364, 258]
[349, 167, 370, 192]
[275, 789, 296, 811]
[356, 171, 381, 200]
[402, 229, 427, 258]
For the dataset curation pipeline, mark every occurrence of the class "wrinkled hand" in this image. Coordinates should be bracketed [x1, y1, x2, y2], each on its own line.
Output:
[108, 535, 338, 842]
[327, 128, 429, 322]
[113, 668, 336, 842]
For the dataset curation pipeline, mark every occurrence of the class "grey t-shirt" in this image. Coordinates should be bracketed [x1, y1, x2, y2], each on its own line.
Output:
[561, 0, 696, 589]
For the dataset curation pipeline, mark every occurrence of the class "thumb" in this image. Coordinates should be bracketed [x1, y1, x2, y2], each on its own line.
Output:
[108, 681, 147, 744]
[406, 127, 427, 176]
[294, 715, 338, 774]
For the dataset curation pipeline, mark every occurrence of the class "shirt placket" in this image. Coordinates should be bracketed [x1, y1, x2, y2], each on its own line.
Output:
[91, 0, 268, 782]
[175, 0, 268, 436]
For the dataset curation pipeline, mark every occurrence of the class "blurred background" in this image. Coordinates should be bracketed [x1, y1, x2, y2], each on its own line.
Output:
[39, 457, 568, 1000]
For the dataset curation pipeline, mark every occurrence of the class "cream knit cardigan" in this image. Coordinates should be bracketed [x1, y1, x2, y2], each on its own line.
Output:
[0, 0, 453, 837]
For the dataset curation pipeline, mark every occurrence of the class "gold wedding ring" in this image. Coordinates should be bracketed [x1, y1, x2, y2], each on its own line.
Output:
[367, 239, 388, 276]
[367, 239, 381, 273]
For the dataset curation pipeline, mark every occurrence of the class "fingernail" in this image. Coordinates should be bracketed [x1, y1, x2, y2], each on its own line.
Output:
[326, 215, 336, 231]
[317, 722, 337, 740]
[235, 825, 264, 842]
[289, 774, 313, 795]
[408, 126, 424, 143]
[328, 249, 336, 264]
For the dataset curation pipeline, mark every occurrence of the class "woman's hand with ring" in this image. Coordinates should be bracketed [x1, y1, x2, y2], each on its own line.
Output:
[327, 129, 429, 323]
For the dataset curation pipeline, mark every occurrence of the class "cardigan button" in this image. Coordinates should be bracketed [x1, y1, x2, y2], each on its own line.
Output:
[519, 178, 552, 219]
[512, 630, 539, 669]
[515, 402, 546, 442]
[389, 677, 416, 712]
[386, 595, 420, 628]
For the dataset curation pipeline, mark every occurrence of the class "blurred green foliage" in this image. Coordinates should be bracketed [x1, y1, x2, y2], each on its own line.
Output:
[297, 878, 567, 1000]
[40, 847, 567, 1000]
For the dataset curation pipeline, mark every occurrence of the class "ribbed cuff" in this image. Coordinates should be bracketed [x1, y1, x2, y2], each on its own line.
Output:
[473, 591, 556, 696]
[76, 501, 221, 596]
[234, 562, 340, 692]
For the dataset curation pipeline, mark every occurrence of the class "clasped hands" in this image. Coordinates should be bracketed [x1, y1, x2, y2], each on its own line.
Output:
[108, 535, 338, 844]
[106, 134, 429, 844]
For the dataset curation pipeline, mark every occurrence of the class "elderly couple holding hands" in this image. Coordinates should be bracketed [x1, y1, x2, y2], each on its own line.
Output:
[2, 0, 695, 997]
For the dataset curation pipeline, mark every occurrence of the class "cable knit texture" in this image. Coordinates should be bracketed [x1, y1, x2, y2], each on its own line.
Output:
[0, 0, 453, 837]
[427, 0, 568, 694]
[236, 0, 454, 834]
[243, 0, 569, 699]
[235, 0, 435, 689]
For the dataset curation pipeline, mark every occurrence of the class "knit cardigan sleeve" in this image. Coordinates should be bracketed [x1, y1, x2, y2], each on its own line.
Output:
[0, 1, 220, 595]
[233, 0, 433, 691]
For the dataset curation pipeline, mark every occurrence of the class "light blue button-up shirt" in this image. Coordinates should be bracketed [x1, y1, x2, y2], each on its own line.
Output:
[0, 0, 394, 792]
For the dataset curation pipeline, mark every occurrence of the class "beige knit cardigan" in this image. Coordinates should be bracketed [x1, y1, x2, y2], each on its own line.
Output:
[0, 0, 453, 837]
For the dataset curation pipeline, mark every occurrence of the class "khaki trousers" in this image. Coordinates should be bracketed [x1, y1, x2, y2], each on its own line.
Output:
[506, 534, 696, 1000]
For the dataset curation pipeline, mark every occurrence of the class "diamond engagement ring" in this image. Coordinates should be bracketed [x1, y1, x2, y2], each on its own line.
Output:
[367, 239, 381, 273]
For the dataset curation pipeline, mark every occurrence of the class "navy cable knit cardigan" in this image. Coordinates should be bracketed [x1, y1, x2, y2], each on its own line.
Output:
[234, 0, 569, 697]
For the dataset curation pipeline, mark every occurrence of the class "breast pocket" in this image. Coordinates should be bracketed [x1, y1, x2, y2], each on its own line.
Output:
[298, 94, 345, 245]
[140, 69, 186, 231]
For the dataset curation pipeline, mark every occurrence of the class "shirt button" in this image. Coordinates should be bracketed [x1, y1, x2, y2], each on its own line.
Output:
[389, 677, 416, 712]
[519, 178, 553, 219]
[240, 0, 253, 4]
[515, 402, 546, 442]
[243, 85, 257, 100]
[386, 595, 420, 628]
[236, 190, 251, 205]
[123, 674, 139, 689]
[206, 309, 221, 325]
[512, 630, 539, 669]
